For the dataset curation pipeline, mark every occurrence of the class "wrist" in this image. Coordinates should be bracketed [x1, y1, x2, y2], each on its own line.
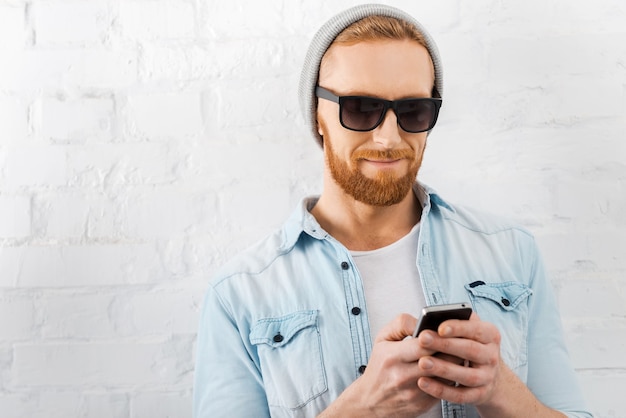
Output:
[318, 379, 372, 418]
[475, 361, 512, 415]
[475, 362, 560, 418]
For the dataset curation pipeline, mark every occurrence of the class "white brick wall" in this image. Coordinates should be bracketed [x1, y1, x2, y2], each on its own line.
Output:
[0, 0, 624, 417]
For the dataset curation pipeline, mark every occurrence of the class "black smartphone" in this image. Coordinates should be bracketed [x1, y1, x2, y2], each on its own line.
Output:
[412, 303, 473, 338]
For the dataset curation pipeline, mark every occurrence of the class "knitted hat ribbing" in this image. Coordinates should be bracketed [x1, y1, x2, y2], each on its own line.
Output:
[298, 4, 443, 147]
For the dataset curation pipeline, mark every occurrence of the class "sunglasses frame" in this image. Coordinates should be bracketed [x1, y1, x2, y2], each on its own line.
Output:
[315, 85, 442, 133]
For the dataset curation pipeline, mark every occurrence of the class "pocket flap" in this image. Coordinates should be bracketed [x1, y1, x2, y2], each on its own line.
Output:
[250, 310, 319, 348]
[465, 281, 532, 311]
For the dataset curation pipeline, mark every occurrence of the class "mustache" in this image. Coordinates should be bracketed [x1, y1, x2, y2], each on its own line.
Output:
[351, 148, 415, 161]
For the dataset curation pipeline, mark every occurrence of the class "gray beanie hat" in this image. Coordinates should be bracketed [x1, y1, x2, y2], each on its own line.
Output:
[298, 4, 443, 147]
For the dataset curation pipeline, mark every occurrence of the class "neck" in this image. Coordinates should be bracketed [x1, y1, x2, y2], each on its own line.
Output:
[311, 180, 421, 251]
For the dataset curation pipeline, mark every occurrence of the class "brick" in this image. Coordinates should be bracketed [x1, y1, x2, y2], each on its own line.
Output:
[84, 197, 120, 238]
[11, 336, 194, 388]
[80, 393, 129, 418]
[436, 33, 486, 97]
[0, 391, 130, 418]
[0, 50, 137, 92]
[194, 141, 309, 202]
[32, 2, 112, 46]
[39, 96, 115, 143]
[530, 75, 623, 125]
[126, 286, 203, 335]
[2, 145, 66, 190]
[66, 142, 186, 190]
[39, 293, 116, 339]
[9, 246, 67, 288]
[120, 0, 196, 40]
[0, 295, 37, 342]
[0, 195, 31, 238]
[578, 372, 626, 417]
[139, 43, 217, 81]
[32, 192, 90, 239]
[581, 230, 626, 271]
[547, 0, 626, 34]
[489, 35, 609, 88]
[31, 391, 81, 418]
[0, 343, 12, 372]
[0, 247, 21, 287]
[532, 220, 626, 272]
[0, 5, 26, 49]
[131, 391, 191, 418]
[212, 38, 297, 80]
[125, 92, 203, 139]
[565, 321, 626, 369]
[510, 126, 626, 177]
[122, 187, 202, 239]
[201, 2, 283, 39]
[7, 243, 167, 288]
[557, 279, 624, 320]
[0, 95, 29, 142]
[0, 392, 36, 418]
[215, 76, 298, 130]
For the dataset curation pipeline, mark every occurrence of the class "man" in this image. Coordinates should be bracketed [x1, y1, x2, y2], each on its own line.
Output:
[194, 4, 592, 418]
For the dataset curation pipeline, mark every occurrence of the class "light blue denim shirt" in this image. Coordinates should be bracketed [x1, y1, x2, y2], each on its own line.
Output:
[193, 183, 592, 418]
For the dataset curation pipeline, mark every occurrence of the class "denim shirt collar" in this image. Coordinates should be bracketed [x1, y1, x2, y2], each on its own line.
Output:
[280, 181, 454, 251]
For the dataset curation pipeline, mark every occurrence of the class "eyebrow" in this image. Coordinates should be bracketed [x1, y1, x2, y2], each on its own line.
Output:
[322, 87, 433, 100]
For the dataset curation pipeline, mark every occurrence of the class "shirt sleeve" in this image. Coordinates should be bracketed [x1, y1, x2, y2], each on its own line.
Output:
[525, 242, 594, 418]
[193, 283, 270, 418]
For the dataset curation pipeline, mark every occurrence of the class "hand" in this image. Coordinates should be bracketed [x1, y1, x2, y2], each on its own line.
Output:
[414, 312, 503, 406]
[319, 313, 440, 418]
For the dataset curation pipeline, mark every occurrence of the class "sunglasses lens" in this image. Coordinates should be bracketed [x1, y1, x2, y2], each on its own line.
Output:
[340, 97, 385, 131]
[396, 100, 438, 133]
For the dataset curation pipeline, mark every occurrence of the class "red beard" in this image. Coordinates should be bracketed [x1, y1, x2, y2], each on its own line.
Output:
[324, 133, 423, 207]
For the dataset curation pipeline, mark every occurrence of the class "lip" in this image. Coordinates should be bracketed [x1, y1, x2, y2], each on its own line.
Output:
[362, 158, 404, 166]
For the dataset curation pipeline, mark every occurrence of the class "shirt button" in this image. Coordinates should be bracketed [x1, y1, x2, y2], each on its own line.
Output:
[358, 365, 367, 374]
[341, 261, 349, 270]
[273, 333, 284, 343]
[351, 307, 361, 315]
[501, 298, 511, 307]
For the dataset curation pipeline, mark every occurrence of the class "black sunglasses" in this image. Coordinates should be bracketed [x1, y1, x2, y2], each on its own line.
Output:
[316, 86, 442, 133]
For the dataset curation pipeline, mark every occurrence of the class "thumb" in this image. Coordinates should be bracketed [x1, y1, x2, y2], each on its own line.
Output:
[375, 313, 418, 343]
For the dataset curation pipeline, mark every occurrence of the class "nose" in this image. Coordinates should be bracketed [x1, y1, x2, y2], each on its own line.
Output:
[372, 108, 402, 149]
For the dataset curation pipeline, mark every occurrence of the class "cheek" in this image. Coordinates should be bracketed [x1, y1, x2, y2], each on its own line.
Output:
[408, 134, 428, 154]
[317, 101, 346, 132]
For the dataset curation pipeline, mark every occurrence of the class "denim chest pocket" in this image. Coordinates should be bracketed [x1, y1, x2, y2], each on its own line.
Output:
[249, 310, 327, 410]
[465, 281, 533, 370]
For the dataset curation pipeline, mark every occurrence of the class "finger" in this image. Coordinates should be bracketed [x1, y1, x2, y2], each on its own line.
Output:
[388, 336, 439, 364]
[417, 332, 497, 366]
[417, 376, 488, 405]
[374, 313, 418, 343]
[437, 314, 501, 345]
[434, 352, 466, 367]
[417, 355, 490, 389]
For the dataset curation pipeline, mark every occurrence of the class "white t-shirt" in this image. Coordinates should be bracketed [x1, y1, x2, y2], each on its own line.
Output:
[350, 223, 425, 338]
[351, 223, 442, 418]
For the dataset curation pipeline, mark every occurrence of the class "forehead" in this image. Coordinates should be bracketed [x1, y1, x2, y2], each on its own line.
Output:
[319, 39, 435, 98]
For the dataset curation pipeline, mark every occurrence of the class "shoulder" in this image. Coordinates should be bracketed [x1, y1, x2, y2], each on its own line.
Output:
[437, 200, 533, 238]
[419, 182, 532, 237]
[208, 196, 318, 289]
[211, 227, 295, 287]
[422, 186, 539, 254]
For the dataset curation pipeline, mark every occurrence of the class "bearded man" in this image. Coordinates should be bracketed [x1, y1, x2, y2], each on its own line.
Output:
[193, 4, 592, 418]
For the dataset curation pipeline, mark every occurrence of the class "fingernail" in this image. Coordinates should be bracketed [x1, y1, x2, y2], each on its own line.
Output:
[421, 332, 433, 345]
[421, 358, 434, 370]
[442, 326, 452, 336]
